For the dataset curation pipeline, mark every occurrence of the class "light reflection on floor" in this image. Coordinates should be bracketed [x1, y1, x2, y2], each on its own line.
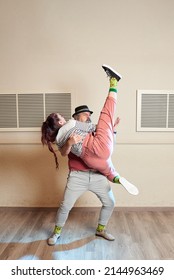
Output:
[0, 234, 100, 260]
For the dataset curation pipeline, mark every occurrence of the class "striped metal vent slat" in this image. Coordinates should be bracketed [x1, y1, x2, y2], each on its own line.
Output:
[141, 94, 167, 128]
[45, 93, 71, 121]
[0, 94, 17, 128]
[168, 94, 174, 128]
[18, 94, 44, 128]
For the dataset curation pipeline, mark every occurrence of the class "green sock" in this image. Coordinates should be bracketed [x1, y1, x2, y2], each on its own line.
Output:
[96, 224, 105, 232]
[54, 225, 62, 234]
[113, 175, 121, 184]
[109, 77, 118, 92]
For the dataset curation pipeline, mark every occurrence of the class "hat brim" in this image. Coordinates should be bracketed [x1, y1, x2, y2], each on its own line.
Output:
[72, 110, 93, 117]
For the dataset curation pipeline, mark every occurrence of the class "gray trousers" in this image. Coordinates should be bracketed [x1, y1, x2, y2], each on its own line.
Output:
[55, 170, 115, 227]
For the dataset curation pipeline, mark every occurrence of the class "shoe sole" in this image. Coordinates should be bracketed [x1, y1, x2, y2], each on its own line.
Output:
[119, 177, 139, 195]
[102, 64, 122, 81]
[95, 232, 115, 241]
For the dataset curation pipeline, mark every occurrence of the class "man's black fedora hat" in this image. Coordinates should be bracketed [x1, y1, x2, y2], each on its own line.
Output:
[72, 105, 93, 117]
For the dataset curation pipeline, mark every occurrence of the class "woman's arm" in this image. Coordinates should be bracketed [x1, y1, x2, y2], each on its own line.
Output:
[60, 134, 83, 156]
[113, 117, 120, 133]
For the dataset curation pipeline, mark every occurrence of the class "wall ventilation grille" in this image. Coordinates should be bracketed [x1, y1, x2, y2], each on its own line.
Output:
[0, 93, 71, 131]
[137, 90, 174, 131]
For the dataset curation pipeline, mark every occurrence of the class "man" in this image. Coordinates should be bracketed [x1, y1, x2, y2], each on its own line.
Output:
[48, 105, 119, 245]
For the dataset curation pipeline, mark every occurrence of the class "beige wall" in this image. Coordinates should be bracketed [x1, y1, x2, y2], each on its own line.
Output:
[0, 0, 174, 207]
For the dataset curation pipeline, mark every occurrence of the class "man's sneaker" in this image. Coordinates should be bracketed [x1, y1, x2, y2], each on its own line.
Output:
[119, 177, 139, 195]
[47, 233, 60, 246]
[102, 64, 122, 81]
[95, 230, 115, 241]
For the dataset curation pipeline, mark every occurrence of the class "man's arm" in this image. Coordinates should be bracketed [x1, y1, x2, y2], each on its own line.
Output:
[59, 134, 83, 156]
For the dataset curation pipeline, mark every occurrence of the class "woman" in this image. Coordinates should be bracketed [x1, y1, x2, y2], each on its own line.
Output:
[41, 65, 138, 195]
